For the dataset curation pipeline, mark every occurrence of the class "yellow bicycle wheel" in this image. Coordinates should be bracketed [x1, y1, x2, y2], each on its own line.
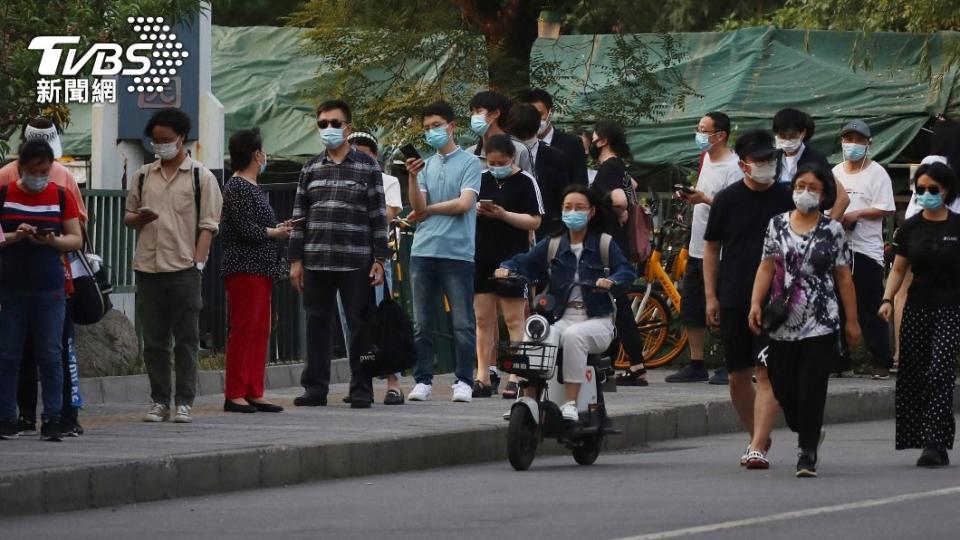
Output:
[616, 290, 689, 369]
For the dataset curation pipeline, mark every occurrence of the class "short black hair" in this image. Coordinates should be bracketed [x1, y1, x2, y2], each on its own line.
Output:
[469, 91, 511, 129]
[17, 139, 55, 166]
[507, 103, 541, 140]
[421, 101, 455, 123]
[485, 134, 516, 159]
[792, 163, 838, 211]
[704, 111, 731, 137]
[735, 129, 777, 161]
[228, 128, 263, 171]
[519, 88, 553, 111]
[144, 108, 191, 139]
[772, 108, 808, 135]
[593, 119, 632, 161]
[914, 162, 958, 205]
[316, 99, 352, 123]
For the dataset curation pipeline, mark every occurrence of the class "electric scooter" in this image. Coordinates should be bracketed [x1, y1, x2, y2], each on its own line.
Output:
[495, 274, 620, 471]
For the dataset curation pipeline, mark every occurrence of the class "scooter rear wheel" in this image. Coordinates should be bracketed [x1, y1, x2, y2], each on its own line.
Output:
[572, 435, 602, 466]
[507, 406, 539, 471]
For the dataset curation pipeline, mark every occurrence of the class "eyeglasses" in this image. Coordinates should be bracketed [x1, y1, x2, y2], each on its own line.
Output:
[317, 119, 347, 129]
[916, 185, 941, 195]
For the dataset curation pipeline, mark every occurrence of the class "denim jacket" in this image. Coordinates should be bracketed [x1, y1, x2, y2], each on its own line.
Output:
[501, 232, 636, 319]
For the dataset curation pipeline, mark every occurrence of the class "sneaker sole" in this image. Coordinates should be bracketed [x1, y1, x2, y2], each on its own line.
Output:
[0, 434, 19, 440]
[143, 416, 168, 422]
[796, 469, 817, 477]
[172, 417, 192, 423]
[408, 396, 429, 402]
[451, 397, 473, 403]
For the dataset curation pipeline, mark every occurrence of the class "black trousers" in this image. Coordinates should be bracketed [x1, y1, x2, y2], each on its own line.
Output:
[611, 293, 645, 367]
[301, 268, 374, 401]
[18, 304, 79, 427]
[840, 253, 892, 369]
[765, 333, 838, 452]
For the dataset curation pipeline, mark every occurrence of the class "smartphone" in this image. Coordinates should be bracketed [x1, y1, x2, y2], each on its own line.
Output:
[399, 143, 421, 161]
[35, 228, 56, 236]
[288, 217, 306, 225]
[674, 183, 695, 195]
[479, 199, 494, 209]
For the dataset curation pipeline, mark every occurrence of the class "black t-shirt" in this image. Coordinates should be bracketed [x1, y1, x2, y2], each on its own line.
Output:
[590, 157, 630, 250]
[475, 169, 543, 263]
[703, 181, 794, 309]
[894, 211, 960, 307]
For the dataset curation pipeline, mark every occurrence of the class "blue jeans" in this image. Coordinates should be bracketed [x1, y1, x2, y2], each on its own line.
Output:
[0, 288, 66, 422]
[409, 256, 476, 385]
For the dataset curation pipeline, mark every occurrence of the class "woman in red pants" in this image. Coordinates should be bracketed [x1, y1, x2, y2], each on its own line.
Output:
[221, 128, 290, 413]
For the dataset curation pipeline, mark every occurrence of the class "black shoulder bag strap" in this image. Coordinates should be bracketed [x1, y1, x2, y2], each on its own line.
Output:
[193, 165, 202, 243]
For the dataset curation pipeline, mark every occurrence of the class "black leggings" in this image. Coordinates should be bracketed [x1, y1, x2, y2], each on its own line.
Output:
[611, 293, 645, 367]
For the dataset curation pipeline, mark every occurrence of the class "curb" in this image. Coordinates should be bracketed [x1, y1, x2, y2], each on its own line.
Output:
[1, 385, 930, 517]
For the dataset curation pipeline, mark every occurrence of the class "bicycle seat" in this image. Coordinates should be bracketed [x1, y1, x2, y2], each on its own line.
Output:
[586, 355, 612, 370]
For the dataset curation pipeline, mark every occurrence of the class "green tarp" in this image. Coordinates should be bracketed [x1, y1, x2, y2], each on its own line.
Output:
[534, 27, 960, 168]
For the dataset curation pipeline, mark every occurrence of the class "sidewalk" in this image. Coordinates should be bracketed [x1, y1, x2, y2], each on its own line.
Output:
[0, 370, 916, 517]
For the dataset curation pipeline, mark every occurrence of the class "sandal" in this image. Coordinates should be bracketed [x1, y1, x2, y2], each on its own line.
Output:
[615, 369, 649, 387]
[472, 380, 492, 398]
[745, 450, 769, 470]
[501, 381, 519, 400]
[383, 389, 405, 406]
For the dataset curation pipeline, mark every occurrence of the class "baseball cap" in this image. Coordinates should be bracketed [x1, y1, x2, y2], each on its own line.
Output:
[734, 129, 778, 161]
[840, 119, 871, 138]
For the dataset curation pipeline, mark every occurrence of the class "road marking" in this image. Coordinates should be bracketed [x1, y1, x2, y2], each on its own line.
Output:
[615, 485, 960, 539]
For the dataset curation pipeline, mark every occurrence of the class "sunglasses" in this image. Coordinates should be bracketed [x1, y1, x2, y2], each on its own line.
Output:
[916, 185, 941, 195]
[317, 119, 347, 129]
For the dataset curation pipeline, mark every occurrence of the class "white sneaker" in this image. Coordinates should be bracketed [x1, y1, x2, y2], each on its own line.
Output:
[560, 400, 579, 422]
[451, 381, 473, 403]
[408, 383, 432, 402]
[143, 403, 169, 422]
[172, 405, 193, 423]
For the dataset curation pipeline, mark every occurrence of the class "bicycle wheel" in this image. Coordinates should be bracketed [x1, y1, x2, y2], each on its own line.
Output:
[616, 290, 688, 369]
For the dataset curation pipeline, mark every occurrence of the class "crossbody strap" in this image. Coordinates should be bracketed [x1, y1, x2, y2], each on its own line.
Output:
[784, 216, 821, 300]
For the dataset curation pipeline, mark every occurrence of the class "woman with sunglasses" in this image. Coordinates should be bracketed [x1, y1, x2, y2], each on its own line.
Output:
[880, 162, 960, 467]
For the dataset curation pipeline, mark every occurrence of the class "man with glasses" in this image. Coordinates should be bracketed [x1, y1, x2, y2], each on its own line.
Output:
[288, 99, 389, 409]
[403, 101, 482, 403]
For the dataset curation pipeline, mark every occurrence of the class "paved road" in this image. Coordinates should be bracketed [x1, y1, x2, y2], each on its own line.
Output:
[5, 417, 959, 539]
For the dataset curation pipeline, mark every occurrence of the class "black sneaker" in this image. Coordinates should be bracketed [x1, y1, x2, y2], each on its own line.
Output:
[17, 418, 37, 436]
[917, 446, 946, 467]
[796, 451, 817, 477]
[293, 394, 327, 407]
[0, 419, 18, 440]
[708, 367, 729, 385]
[665, 364, 709, 383]
[40, 420, 62, 442]
[61, 423, 84, 437]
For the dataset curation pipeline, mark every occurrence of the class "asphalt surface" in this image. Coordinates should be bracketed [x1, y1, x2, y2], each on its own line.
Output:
[5, 417, 959, 539]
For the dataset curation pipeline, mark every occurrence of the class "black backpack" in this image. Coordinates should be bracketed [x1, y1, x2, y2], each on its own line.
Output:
[353, 282, 416, 378]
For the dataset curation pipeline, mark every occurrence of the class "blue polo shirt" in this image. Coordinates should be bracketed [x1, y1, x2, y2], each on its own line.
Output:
[411, 147, 482, 262]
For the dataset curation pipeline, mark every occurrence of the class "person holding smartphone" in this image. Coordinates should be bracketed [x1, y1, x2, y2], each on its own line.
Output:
[472, 134, 543, 398]
[0, 139, 83, 441]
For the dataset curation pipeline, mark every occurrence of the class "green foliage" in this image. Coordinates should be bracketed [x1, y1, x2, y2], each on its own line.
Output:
[0, 0, 203, 155]
[212, 0, 302, 26]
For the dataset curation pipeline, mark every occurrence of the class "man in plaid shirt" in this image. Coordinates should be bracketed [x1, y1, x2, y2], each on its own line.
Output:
[289, 99, 389, 409]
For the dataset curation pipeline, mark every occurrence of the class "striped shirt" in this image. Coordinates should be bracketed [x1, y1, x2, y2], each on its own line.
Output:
[0, 181, 80, 291]
[289, 149, 389, 271]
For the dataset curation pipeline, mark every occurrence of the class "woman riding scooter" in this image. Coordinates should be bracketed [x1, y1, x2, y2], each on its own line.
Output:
[495, 185, 636, 422]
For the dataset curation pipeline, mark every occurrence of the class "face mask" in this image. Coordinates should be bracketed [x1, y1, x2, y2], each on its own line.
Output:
[258, 157, 268, 175]
[695, 131, 713, 151]
[21, 174, 50, 192]
[470, 114, 490, 136]
[748, 161, 777, 185]
[776, 136, 803, 154]
[792, 189, 821, 213]
[588, 142, 601, 160]
[489, 165, 513, 179]
[916, 191, 944, 211]
[154, 139, 180, 160]
[319, 127, 345, 149]
[562, 210, 590, 231]
[425, 126, 450, 149]
[538, 119, 549, 134]
[842, 142, 867, 162]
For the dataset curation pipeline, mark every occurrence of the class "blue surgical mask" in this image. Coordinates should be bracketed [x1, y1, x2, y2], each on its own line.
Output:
[489, 165, 513, 179]
[425, 126, 450, 149]
[562, 210, 590, 231]
[842, 142, 867, 162]
[470, 114, 490, 136]
[319, 127, 345, 149]
[259, 158, 268, 175]
[916, 191, 944, 211]
[21, 174, 50, 192]
[695, 131, 713, 151]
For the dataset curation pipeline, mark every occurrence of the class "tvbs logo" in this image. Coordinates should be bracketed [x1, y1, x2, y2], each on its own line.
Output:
[29, 16, 188, 103]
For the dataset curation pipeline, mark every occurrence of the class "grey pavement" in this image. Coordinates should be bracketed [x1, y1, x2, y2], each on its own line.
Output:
[4, 417, 960, 539]
[0, 369, 926, 516]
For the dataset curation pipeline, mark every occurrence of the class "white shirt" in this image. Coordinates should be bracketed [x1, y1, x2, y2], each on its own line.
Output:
[569, 243, 584, 303]
[587, 169, 598, 185]
[689, 151, 744, 259]
[541, 126, 555, 146]
[777, 143, 805, 184]
[382, 172, 402, 210]
[834, 160, 896, 266]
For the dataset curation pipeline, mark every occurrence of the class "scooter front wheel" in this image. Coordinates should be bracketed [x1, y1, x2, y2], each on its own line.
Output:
[507, 406, 539, 471]
[572, 435, 602, 466]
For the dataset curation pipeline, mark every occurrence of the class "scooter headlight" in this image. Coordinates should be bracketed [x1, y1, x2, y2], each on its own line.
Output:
[525, 315, 549, 342]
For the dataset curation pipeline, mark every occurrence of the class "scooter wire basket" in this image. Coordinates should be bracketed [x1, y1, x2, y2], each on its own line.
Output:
[496, 341, 559, 379]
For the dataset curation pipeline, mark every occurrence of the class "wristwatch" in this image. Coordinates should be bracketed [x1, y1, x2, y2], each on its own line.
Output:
[195, 261, 206, 272]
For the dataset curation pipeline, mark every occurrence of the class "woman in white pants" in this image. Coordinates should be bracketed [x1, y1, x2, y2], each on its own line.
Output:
[496, 185, 637, 421]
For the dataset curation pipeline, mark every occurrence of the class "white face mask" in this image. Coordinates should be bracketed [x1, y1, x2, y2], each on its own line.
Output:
[539, 117, 550, 135]
[776, 136, 803, 154]
[792, 189, 821, 213]
[748, 161, 777, 185]
[154, 138, 180, 160]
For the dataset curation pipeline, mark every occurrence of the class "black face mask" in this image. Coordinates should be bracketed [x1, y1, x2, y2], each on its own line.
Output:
[589, 141, 601, 160]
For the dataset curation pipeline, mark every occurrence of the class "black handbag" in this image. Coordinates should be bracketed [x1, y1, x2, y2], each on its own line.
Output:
[70, 229, 113, 325]
[761, 220, 819, 333]
[353, 281, 416, 378]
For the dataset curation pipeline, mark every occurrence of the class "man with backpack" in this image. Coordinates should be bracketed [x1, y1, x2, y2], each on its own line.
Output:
[124, 108, 223, 424]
